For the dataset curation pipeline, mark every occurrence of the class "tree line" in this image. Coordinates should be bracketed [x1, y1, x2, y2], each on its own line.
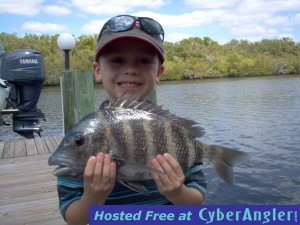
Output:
[0, 32, 299, 86]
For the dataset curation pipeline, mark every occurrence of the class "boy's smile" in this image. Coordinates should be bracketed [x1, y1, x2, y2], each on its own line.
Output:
[93, 38, 164, 101]
[118, 82, 141, 88]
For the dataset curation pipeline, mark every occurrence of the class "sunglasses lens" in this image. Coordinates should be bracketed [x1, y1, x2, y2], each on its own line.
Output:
[99, 16, 164, 41]
[141, 18, 164, 40]
[140, 19, 159, 35]
[108, 16, 135, 32]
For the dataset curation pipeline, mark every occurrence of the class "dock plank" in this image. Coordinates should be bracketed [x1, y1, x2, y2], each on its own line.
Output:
[14, 139, 26, 157]
[26, 138, 38, 156]
[0, 153, 66, 225]
[35, 137, 49, 154]
[1, 207, 64, 225]
[2, 141, 15, 159]
[44, 136, 59, 153]
[0, 141, 5, 159]
[53, 135, 63, 146]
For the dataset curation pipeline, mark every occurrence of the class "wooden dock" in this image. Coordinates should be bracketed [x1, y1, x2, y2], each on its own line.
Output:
[0, 136, 63, 160]
[0, 136, 67, 225]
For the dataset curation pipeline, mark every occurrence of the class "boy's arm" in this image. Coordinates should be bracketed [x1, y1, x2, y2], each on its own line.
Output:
[65, 153, 116, 225]
[151, 153, 205, 204]
[164, 185, 204, 204]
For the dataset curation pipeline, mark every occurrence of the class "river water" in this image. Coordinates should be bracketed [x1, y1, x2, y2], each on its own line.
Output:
[1, 75, 299, 205]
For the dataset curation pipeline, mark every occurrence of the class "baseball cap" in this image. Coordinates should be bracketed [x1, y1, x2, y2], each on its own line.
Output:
[95, 15, 164, 62]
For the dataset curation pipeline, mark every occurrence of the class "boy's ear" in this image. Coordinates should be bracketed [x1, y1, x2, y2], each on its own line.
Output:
[93, 62, 102, 83]
[156, 65, 164, 83]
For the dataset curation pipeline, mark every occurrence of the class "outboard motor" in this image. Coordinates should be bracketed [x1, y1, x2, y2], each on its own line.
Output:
[0, 43, 46, 138]
[0, 41, 8, 114]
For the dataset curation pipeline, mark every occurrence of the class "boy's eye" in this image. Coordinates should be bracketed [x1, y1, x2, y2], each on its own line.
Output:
[140, 58, 152, 64]
[112, 57, 125, 63]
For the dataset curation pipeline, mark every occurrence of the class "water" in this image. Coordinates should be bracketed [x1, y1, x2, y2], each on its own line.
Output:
[1, 75, 299, 204]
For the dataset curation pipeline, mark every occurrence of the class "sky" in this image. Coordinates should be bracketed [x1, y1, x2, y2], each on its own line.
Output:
[0, 0, 300, 44]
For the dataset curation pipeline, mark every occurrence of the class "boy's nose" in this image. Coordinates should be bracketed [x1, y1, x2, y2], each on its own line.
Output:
[124, 63, 139, 76]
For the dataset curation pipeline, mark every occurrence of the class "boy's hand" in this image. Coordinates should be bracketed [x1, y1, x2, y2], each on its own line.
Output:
[82, 152, 116, 204]
[151, 153, 186, 202]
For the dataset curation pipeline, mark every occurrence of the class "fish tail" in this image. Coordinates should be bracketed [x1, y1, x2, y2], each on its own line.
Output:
[202, 144, 248, 185]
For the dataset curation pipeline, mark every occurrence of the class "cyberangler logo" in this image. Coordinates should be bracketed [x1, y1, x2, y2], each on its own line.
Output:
[198, 207, 298, 224]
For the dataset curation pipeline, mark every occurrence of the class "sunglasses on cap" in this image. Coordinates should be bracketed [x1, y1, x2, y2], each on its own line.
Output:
[98, 15, 164, 41]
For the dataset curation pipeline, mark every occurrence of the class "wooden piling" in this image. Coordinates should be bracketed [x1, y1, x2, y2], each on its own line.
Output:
[60, 70, 94, 133]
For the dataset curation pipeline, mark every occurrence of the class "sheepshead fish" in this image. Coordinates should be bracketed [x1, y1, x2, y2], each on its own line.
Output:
[48, 98, 247, 193]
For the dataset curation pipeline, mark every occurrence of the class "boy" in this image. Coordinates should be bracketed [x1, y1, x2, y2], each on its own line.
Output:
[57, 15, 207, 225]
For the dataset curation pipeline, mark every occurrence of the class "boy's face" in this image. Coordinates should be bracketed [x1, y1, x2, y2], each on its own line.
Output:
[93, 38, 164, 101]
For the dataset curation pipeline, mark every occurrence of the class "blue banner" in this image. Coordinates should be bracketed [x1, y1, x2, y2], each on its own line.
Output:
[89, 205, 299, 224]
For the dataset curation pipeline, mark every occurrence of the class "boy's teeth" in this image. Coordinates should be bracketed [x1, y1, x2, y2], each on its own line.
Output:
[120, 82, 139, 87]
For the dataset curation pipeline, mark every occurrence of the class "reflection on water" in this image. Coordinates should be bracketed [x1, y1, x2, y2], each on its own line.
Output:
[1, 75, 299, 204]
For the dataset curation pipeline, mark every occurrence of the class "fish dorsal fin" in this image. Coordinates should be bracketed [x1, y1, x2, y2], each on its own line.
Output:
[106, 97, 205, 138]
[108, 97, 153, 111]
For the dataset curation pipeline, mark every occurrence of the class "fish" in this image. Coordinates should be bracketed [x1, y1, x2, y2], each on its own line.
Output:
[48, 97, 248, 194]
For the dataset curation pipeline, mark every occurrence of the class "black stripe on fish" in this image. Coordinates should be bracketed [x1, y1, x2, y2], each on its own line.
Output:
[193, 141, 204, 165]
[148, 118, 167, 156]
[171, 122, 189, 170]
[130, 118, 148, 164]
[110, 120, 129, 159]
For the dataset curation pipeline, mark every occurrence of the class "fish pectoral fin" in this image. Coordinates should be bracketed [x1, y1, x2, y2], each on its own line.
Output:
[118, 181, 150, 195]
[111, 156, 165, 175]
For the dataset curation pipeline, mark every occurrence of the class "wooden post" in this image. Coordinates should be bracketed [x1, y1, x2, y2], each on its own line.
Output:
[61, 70, 94, 133]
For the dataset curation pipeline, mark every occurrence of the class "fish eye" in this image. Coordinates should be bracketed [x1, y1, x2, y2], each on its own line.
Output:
[74, 134, 85, 146]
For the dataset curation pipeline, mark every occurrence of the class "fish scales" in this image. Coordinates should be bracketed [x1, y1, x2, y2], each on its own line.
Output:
[122, 119, 135, 161]
[48, 98, 248, 193]
[161, 117, 173, 158]
[131, 118, 148, 164]
[170, 121, 190, 170]
[108, 106, 201, 170]
[109, 109, 151, 164]
[109, 119, 130, 159]
[141, 119, 155, 164]
[149, 116, 168, 156]
[194, 141, 204, 163]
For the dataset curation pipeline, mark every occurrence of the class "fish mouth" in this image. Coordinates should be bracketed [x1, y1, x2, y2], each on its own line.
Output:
[51, 164, 83, 178]
[52, 163, 74, 177]
[48, 156, 78, 177]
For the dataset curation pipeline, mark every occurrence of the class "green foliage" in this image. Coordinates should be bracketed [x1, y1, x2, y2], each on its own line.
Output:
[71, 34, 98, 71]
[1, 32, 299, 85]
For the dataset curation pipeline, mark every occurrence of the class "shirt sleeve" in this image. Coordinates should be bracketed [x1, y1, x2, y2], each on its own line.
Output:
[56, 177, 84, 220]
[184, 163, 208, 200]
